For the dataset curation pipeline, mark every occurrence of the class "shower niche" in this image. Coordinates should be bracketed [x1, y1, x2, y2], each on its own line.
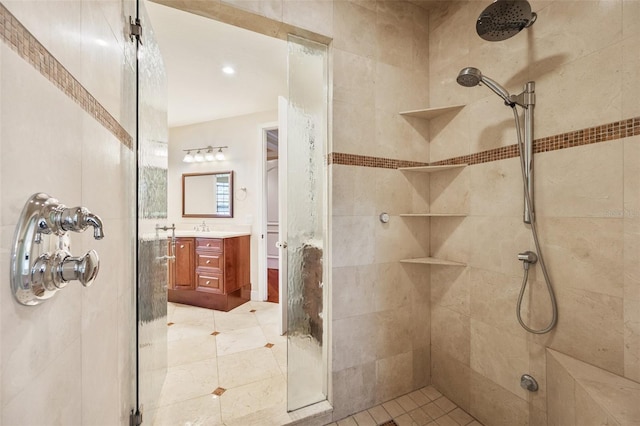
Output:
[399, 105, 468, 267]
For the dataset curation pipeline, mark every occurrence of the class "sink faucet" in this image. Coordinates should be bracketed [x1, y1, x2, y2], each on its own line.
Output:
[194, 221, 209, 232]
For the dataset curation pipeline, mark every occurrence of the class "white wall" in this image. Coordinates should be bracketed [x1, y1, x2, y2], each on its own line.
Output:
[168, 110, 278, 296]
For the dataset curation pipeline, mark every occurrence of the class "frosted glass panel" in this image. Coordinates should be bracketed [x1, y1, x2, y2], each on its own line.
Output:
[286, 34, 328, 411]
[136, 3, 169, 422]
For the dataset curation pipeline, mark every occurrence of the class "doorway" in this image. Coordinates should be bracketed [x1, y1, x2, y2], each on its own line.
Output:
[136, 1, 330, 423]
[263, 126, 280, 304]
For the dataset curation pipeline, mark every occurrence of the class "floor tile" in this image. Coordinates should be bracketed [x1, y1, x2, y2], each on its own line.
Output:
[167, 321, 215, 342]
[383, 399, 406, 418]
[421, 386, 443, 401]
[408, 389, 431, 407]
[157, 358, 219, 407]
[223, 402, 293, 426]
[423, 402, 446, 420]
[448, 407, 474, 425]
[213, 310, 259, 332]
[409, 407, 433, 425]
[435, 414, 459, 426]
[217, 346, 281, 389]
[215, 326, 268, 356]
[219, 375, 286, 421]
[395, 413, 416, 426]
[368, 404, 392, 423]
[152, 393, 223, 426]
[397, 394, 419, 412]
[337, 417, 358, 426]
[169, 302, 215, 325]
[167, 334, 216, 367]
[433, 396, 457, 414]
[353, 410, 377, 426]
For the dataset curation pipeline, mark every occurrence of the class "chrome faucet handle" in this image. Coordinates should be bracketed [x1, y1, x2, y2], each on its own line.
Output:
[59, 249, 100, 287]
[31, 249, 100, 293]
[58, 207, 104, 239]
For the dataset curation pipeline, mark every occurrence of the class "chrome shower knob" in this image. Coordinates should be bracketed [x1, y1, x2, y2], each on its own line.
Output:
[59, 250, 100, 287]
[31, 249, 100, 291]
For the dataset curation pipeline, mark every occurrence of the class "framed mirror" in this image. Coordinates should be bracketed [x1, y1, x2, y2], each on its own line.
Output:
[182, 171, 233, 218]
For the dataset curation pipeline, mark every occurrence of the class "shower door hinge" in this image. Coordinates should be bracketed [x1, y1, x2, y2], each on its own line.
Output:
[129, 409, 143, 426]
[129, 16, 143, 45]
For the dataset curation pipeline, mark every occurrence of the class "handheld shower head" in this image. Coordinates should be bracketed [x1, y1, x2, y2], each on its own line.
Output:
[456, 67, 482, 87]
[456, 67, 514, 106]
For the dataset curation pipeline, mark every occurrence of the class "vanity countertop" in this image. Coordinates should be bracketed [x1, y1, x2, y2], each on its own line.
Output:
[173, 230, 251, 239]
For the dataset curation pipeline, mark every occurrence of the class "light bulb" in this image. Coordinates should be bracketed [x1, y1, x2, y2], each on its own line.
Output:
[183, 151, 194, 163]
[194, 150, 204, 162]
[215, 148, 225, 161]
[205, 150, 215, 161]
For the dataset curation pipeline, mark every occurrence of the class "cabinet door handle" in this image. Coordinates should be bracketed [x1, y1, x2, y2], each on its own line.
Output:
[206, 243, 211, 247]
[180, 244, 184, 249]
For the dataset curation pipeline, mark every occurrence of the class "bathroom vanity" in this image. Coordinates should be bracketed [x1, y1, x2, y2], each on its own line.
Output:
[168, 231, 250, 311]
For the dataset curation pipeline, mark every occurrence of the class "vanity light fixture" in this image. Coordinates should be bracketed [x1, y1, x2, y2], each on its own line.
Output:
[215, 148, 225, 161]
[183, 151, 194, 163]
[182, 145, 228, 163]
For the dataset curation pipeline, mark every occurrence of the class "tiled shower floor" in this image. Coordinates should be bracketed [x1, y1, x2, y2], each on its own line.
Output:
[327, 386, 484, 426]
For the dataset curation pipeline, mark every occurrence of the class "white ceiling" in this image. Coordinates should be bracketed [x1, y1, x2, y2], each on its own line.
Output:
[145, 1, 288, 128]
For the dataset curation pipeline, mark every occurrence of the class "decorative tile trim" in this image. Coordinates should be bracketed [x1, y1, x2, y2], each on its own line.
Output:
[0, 3, 133, 149]
[330, 117, 640, 170]
[430, 116, 640, 167]
[328, 152, 428, 169]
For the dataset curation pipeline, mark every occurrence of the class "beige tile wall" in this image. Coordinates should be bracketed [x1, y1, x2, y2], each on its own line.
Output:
[428, 1, 640, 425]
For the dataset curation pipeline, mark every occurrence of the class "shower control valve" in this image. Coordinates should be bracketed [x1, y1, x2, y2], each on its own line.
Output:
[11, 193, 105, 306]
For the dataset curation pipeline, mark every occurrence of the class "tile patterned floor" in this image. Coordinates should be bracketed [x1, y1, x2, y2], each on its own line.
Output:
[152, 301, 482, 426]
[326, 386, 484, 426]
[151, 301, 290, 425]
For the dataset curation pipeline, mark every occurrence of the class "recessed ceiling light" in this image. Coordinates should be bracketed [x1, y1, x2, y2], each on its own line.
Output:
[222, 66, 235, 75]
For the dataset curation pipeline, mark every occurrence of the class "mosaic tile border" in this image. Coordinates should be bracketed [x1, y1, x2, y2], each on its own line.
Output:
[328, 152, 428, 169]
[0, 3, 133, 149]
[331, 116, 640, 169]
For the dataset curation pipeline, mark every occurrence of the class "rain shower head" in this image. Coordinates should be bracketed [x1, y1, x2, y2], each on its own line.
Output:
[456, 67, 514, 106]
[476, 0, 537, 42]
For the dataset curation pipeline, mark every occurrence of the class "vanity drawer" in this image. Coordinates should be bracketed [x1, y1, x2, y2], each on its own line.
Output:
[196, 238, 223, 252]
[196, 252, 223, 271]
[196, 272, 223, 293]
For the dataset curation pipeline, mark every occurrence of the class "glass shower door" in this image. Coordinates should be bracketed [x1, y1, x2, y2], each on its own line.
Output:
[285, 34, 329, 411]
[135, 2, 169, 422]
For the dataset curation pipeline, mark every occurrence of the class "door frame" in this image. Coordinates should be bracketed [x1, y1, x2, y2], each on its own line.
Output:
[257, 120, 278, 303]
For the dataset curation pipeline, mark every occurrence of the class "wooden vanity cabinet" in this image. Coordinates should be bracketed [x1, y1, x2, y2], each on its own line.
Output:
[168, 235, 250, 311]
[169, 238, 195, 290]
